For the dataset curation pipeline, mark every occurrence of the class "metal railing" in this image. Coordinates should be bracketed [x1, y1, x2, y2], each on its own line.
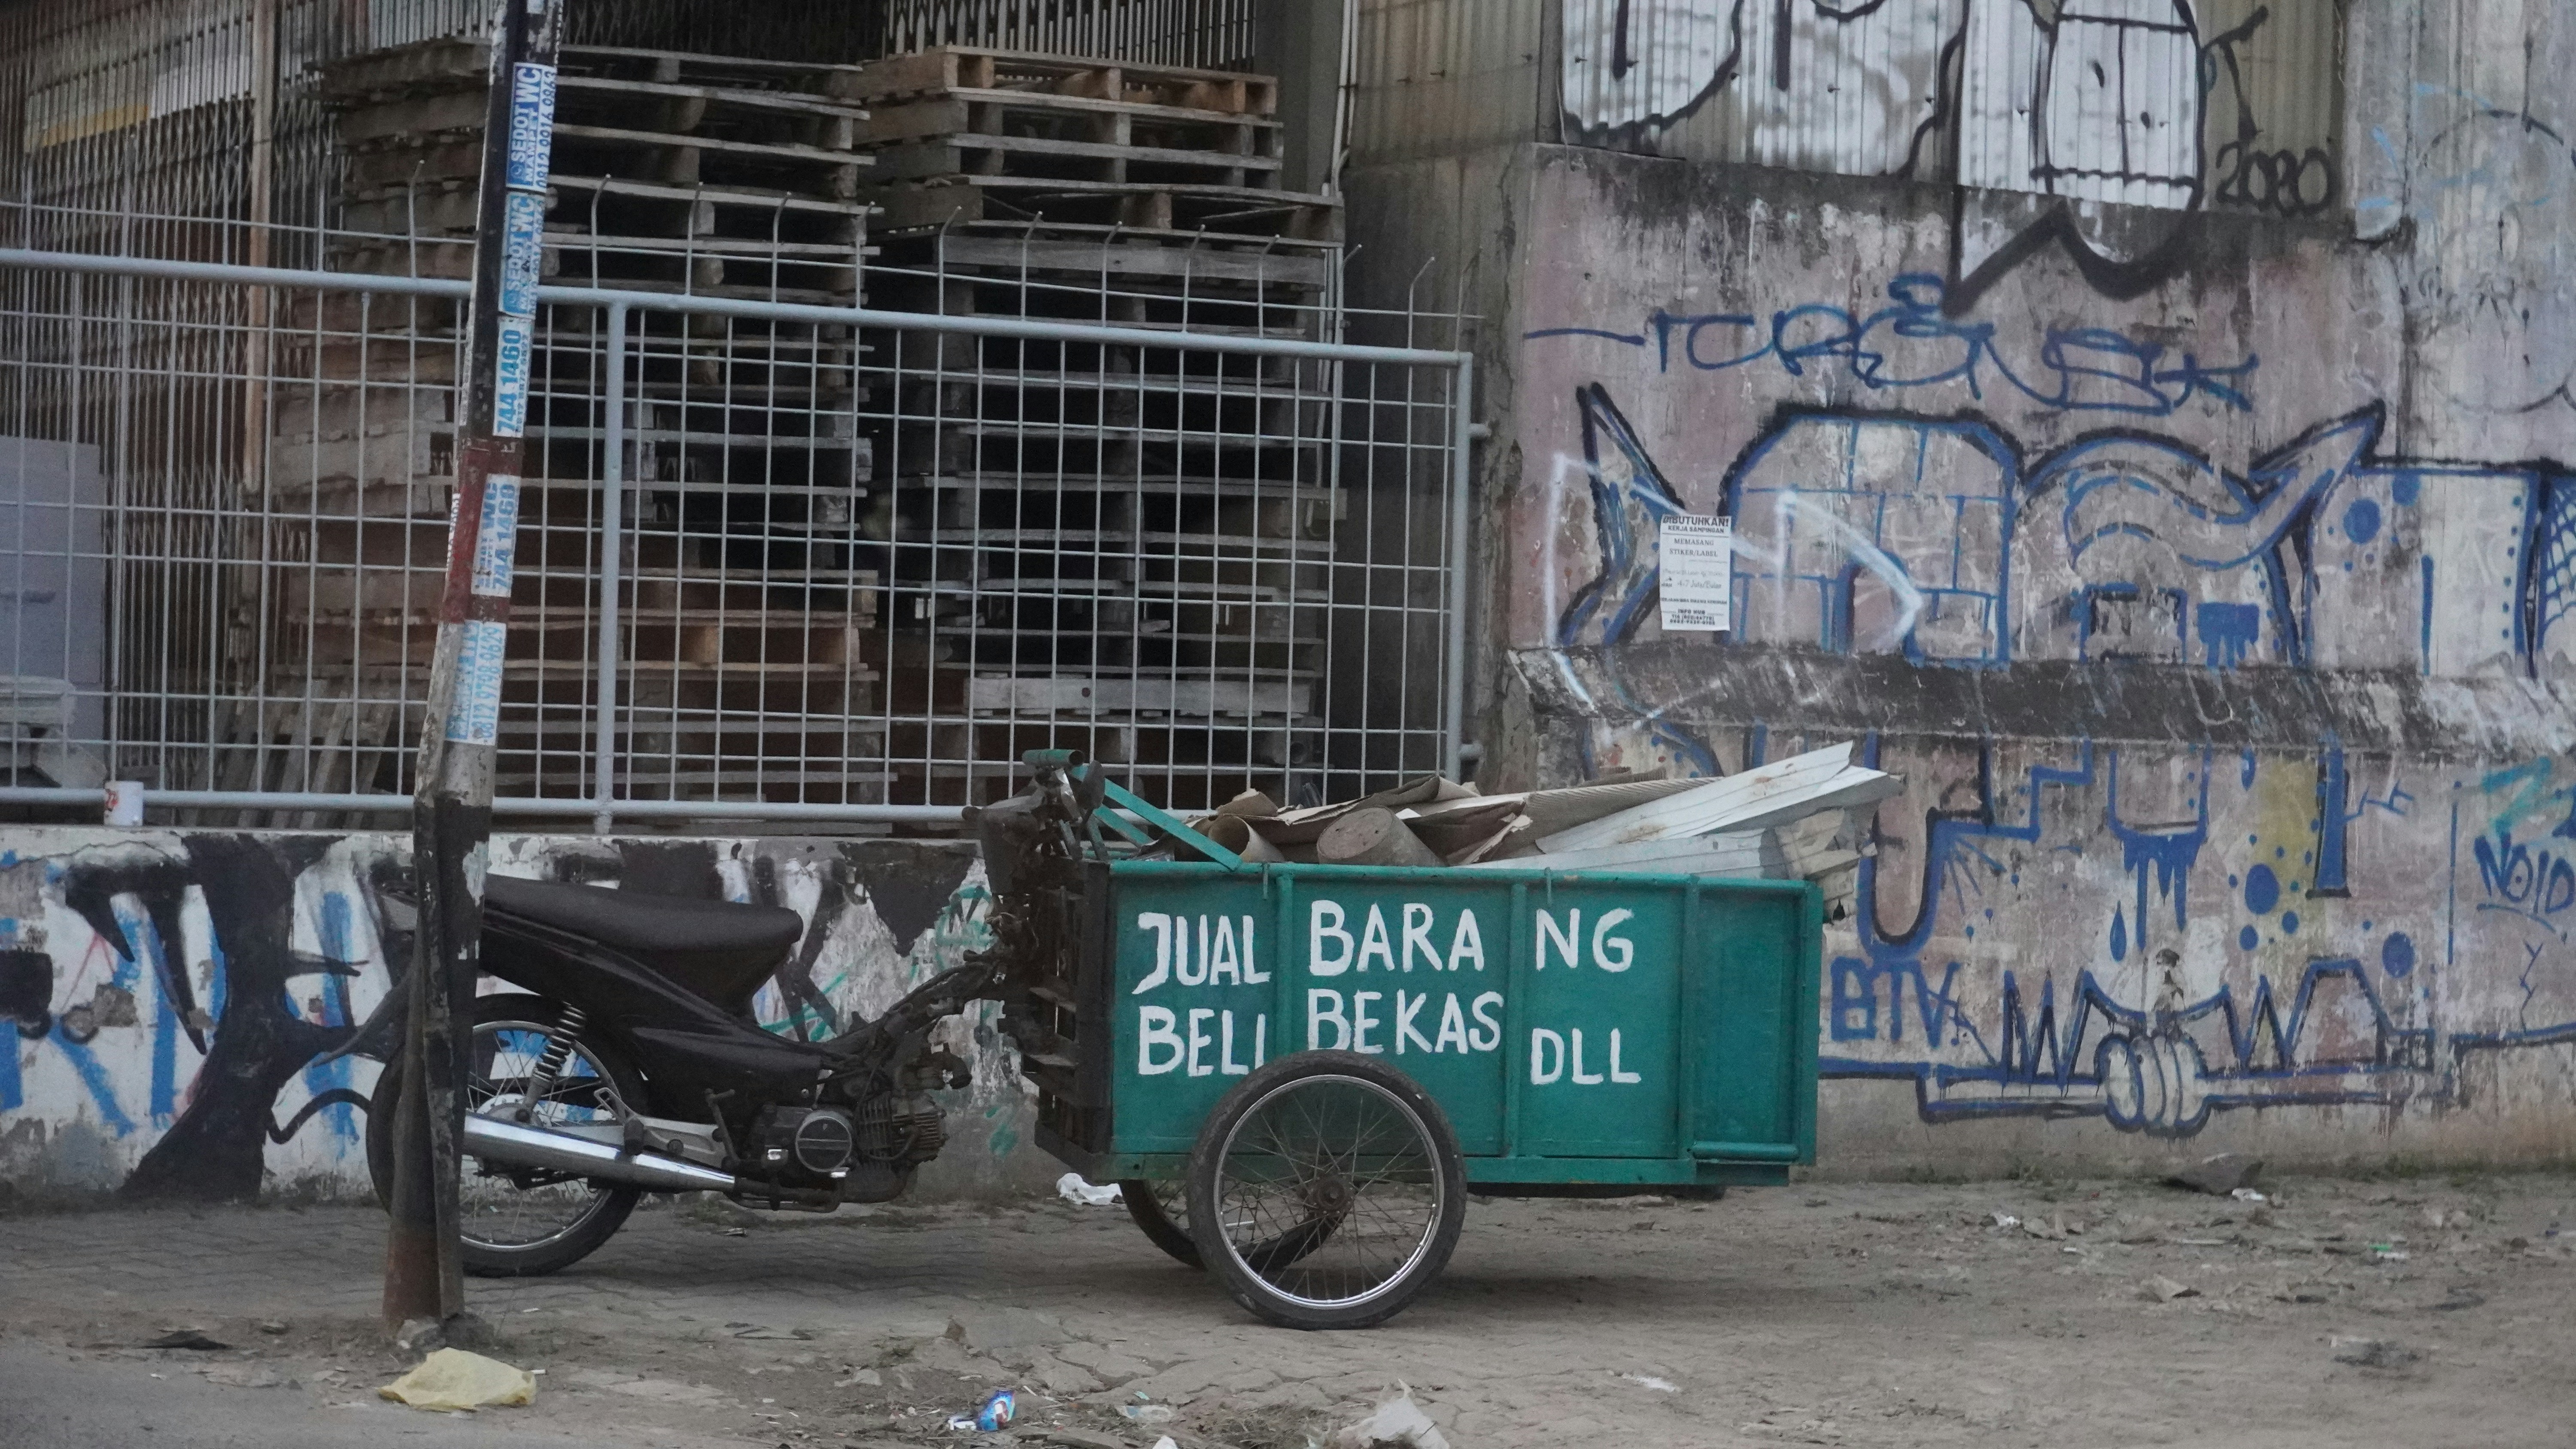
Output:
[0, 239, 1470, 829]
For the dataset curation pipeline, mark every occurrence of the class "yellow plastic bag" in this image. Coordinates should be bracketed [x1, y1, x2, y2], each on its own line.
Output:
[379, 1348, 537, 1411]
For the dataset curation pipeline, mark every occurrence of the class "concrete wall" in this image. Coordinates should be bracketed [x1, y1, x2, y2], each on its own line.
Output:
[1344, 0, 2576, 1173]
[0, 829, 1057, 1202]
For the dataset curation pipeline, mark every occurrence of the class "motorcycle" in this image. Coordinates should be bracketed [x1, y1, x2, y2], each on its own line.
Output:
[365, 755, 1100, 1276]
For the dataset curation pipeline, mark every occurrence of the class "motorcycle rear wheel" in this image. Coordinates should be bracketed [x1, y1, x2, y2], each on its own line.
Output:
[366, 993, 647, 1278]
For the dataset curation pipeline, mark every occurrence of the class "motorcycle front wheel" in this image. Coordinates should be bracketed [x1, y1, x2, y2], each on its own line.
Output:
[366, 993, 647, 1277]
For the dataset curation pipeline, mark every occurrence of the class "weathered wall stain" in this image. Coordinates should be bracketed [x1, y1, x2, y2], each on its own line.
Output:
[0, 831, 1020, 1199]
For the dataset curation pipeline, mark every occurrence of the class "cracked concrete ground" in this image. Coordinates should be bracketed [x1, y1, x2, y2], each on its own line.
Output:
[2, 1173, 2571, 1448]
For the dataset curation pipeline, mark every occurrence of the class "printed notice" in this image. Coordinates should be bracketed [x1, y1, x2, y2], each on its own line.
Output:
[443, 620, 507, 746]
[505, 64, 559, 191]
[493, 314, 534, 438]
[1657, 514, 1732, 631]
[471, 475, 519, 598]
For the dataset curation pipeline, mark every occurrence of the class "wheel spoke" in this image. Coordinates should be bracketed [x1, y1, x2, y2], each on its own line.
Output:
[1209, 1072, 1445, 1312]
[458, 1017, 626, 1252]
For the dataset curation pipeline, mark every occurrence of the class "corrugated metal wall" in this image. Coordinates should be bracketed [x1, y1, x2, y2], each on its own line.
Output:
[1587, 0, 1947, 180]
[1346, 0, 1552, 164]
[1355, 0, 2344, 220]
[1958, 0, 2202, 209]
[1958, 0, 2342, 215]
[4, 0, 278, 246]
[2196, 0, 2344, 216]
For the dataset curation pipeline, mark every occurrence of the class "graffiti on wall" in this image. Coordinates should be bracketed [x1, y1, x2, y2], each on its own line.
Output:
[1547, 380, 2567, 711]
[1526, 274, 2260, 417]
[0, 832, 993, 1198]
[1521, 371, 2576, 1136]
[1560, 1, 2342, 305]
[1814, 735, 2576, 1135]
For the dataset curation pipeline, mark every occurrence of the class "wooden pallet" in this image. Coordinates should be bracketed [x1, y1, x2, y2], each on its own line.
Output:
[872, 223, 1331, 290]
[556, 45, 877, 103]
[963, 673, 1309, 718]
[324, 40, 874, 137]
[207, 694, 409, 805]
[857, 88, 1281, 155]
[866, 131, 1278, 188]
[849, 47, 1276, 117]
[861, 174, 1336, 239]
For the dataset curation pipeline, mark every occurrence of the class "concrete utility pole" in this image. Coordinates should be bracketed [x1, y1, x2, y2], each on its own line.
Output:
[383, 0, 562, 1333]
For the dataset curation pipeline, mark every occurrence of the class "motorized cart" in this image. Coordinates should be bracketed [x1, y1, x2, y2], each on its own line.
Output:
[986, 754, 1824, 1330]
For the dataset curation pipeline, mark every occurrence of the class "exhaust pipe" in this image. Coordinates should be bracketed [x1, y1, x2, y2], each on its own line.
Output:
[463, 1114, 738, 1194]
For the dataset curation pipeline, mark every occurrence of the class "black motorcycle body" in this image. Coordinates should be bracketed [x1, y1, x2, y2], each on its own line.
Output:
[368, 758, 1099, 1275]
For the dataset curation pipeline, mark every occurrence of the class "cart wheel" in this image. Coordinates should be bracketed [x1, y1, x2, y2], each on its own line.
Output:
[1186, 1051, 1465, 1331]
[1119, 1179, 1202, 1268]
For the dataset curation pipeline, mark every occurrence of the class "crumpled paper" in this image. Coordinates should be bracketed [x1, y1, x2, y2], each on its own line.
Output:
[379, 1348, 537, 1411]
[1056, 1172, 1123, 1206]
[1330, 1389, 1450, 1449]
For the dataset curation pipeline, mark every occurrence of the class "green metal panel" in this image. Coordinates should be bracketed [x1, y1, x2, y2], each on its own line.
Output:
[1095, 861, 1818, 1182]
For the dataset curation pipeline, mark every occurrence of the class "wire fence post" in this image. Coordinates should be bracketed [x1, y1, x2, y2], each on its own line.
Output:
[384, 0, 561, 1337]
[1442, 353, 1474, 782]
[592, 300, 626, 835]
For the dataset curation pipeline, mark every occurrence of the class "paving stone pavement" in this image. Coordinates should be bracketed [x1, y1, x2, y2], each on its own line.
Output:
[3, 1174, 2573, 1448]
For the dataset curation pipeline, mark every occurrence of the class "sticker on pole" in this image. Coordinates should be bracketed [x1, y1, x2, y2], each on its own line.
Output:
[1657, 515, 1733, 632]
[494, 313, 534, 439]
[472, 476, 519, 598]
[444, 620, 507, 746]
[505, 63, 559, 191]
[499, 191, 546, 317]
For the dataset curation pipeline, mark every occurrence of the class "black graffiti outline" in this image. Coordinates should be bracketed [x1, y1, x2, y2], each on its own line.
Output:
[1944, 194, 2204, 315]
[1577, 0, 1752, 145]
[1895, 11, 1971, 181]
[2202, 6, 2339, 217]
[2023, 3, 2208, 205]
[61, 837, 379, 1200]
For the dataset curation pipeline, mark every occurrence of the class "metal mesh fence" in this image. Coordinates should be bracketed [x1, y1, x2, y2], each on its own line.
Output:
[0, 219, 1469, 829]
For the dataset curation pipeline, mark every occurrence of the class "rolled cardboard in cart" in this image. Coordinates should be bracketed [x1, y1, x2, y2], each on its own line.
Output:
[1215, 789, 1280, 819]
[1315, 806, 1444, 867]
[1194, 812, 1286, 862]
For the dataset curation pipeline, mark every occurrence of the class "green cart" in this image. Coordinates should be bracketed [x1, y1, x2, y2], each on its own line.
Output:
[1012, 776, 1823, 1329]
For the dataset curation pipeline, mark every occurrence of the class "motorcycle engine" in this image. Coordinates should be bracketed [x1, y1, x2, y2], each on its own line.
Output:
[854, 1092, 947, 1166]
[753, 1106, 862, 1178]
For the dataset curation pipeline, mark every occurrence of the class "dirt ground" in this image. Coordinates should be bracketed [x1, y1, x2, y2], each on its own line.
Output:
[2, 1171, 2571, 1448]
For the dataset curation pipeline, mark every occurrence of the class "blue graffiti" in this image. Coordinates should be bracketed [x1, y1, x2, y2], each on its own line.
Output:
[1556, 394, 2576, 717]
[308, 892, 361, 1145]
[1525, 275, 2260, 417]
[47, 1028, 138, 1137]
[2109, 750, 2208, 935]
[113, 901, 180, 1128]
[2470, 826, 2576, 936]
[1807, 737, 2560, 1136]
[2196, 603, 2261, 666]
[1827, 940, 2440, 1137]
[1555, 384, 1724, 777]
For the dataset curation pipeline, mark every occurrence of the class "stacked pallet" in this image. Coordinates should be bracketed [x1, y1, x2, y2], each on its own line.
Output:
[263, 39, 888, 810]
[845, 48, 1346, 814]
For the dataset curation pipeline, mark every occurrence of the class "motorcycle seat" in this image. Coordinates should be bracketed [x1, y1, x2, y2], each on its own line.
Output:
[484, 875, 804, 1012]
